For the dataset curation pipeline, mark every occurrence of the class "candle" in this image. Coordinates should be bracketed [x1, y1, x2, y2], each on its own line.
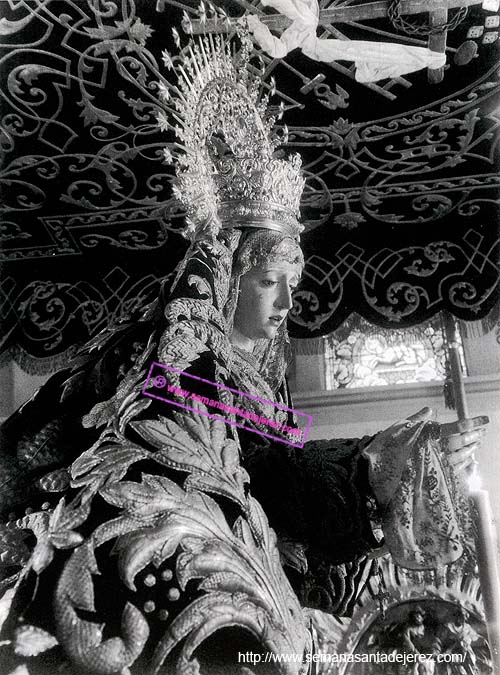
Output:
[442, 313, 500, 671]
[470, 485, 500, 672]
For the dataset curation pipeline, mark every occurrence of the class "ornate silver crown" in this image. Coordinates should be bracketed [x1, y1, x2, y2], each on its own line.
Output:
[157, 27, 304, 239]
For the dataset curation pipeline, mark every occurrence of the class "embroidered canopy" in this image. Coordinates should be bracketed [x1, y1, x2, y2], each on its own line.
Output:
[1, 0, 499, 371]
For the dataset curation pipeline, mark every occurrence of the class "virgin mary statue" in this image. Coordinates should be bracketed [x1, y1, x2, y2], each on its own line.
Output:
[0, 28, 480, 675]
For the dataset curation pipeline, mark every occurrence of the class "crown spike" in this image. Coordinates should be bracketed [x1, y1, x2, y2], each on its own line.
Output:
[188, 44, 204, 86]
[171, 112, 186, 129]
[198, 1, 206, 24]
[208, 33, 218, 69]
[170, 84, 188, 106]
[177, 63, 196, 93]
[199, 36, 211, 74]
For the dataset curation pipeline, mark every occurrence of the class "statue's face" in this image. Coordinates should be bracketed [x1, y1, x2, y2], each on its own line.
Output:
[232, 261, 302, 343]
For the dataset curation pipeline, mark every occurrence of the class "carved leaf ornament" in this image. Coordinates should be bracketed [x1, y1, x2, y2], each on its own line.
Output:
[12, 388, 310, 673]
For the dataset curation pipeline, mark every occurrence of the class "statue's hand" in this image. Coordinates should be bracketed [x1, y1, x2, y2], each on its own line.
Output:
[363, 407, 434, 508]
[440, 415, 489, 474]
[364, 408, 488, 509]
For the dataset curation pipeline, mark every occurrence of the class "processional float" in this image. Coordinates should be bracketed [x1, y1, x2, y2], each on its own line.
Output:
[170, 0, 500, 670]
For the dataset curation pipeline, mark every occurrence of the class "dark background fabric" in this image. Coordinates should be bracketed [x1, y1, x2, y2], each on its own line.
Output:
[1, 0, 499, 373]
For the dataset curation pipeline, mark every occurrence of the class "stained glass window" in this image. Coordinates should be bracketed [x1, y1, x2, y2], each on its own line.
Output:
[324, 315, 466, 389]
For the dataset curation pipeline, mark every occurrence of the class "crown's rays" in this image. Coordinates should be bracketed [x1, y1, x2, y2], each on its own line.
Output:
[159, 27, 305, 240]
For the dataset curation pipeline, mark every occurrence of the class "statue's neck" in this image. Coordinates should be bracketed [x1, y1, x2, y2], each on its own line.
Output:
[229, 328, 255, 353]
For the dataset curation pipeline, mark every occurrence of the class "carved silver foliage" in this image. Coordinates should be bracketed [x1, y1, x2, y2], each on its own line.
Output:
[12, 362, 311, 673]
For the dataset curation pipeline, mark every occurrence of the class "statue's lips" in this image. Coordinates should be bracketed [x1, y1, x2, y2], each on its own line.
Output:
[269, 315, 284, 324]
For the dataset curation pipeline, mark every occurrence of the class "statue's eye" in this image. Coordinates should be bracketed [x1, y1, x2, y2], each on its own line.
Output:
[261, 279, 277, 287]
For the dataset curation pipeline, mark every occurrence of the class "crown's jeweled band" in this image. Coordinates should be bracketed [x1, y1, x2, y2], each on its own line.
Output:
[219, 201, 301, 236]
